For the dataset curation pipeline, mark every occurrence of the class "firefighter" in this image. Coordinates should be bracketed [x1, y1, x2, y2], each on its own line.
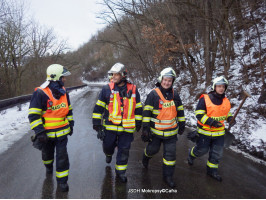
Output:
[187, 76, 236, 182]
[28, 64, 74, 192]
[92, 63, 143, 183]
[141, 67, 185, 188]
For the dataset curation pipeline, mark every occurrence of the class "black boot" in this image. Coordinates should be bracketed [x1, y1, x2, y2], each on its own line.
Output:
[57, 182, 69, 192]
[46, 166, 53, 175]
[207, 171, 222, 182]
[142, 154, 150, 169]
[187, 149, 195, 166]
[106, 155, 112, 164]
[116, 173, 127, 183]
[163, 176, 176, 188]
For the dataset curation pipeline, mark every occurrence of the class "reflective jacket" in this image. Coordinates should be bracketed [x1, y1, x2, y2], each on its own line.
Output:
[142, 86, 185, 139]
[195, 93, 232, 136]
[108, 82, 136, 129]
[92, 81, 142, 133]
[28, 86, 74, 139]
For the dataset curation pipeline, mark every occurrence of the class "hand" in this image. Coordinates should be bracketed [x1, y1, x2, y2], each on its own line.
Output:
[178, 123, 185, 135]
[69, 126, 74, 136]
[93, 124, 102, 132]
[36, 131, 48, 143]
[187, 130, 199, 143]
[211, 120, 223, 128]
[136, 125, 141, 132]
[141, 129, 152, 142]
[228, 116, 236, 127]
[97, 128, 105, 141]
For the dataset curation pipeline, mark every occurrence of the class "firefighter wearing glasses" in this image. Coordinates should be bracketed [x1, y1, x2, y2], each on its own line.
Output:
[141, 67, 185, 188]
[187, 76, 236, 182]
[28, 64, 74, 192]
[92, 63, 143, 183]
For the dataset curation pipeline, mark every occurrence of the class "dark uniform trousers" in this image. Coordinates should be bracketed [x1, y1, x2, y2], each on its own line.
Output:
[103, 129, 134, 175]
[191, 134, 224, 173]
[145, 136, 177, 177]
[42, 137, 69, 183]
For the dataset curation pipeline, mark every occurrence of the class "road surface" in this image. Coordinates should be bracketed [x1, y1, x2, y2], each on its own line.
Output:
[0, 86, 265, 198]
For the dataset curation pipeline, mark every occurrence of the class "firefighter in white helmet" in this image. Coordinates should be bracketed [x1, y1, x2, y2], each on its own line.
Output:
[92, 63, 143, 183]
[141, 67, 186, 188]
[187, 76, 236, 182]
[28, 64, 74, 192]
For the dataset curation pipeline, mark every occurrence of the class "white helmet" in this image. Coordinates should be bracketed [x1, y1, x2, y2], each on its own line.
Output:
[46, 64, 71, 81]
[158, 67, 176, 83]
[108, 63, 127, 79]
[211, 76, 228, 91]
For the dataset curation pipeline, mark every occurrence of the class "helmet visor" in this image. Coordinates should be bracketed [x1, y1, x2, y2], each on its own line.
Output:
[62, 68, 71, 77]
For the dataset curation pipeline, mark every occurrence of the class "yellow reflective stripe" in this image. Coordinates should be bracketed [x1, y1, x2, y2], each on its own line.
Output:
[96, 100, 106, 108]
[30, 119, 43, 129]
[152, 110, 160, 115]
[197, 127, 225, 136]
[43, 159, 53, 164]
[113, 93, 119, 116]
[200, 115, 209, 124]
[190, 147, 196, 157]
[28, 108, 42, 115]
[135, 102, 142, 108]
[69, 105, 72, 110]
[151, 118, 176, 123]
[177, 117, 185, 122]
[115, 164, 127, 171]
[143, 117, 151, 123]
[144, 148, 152, 158]
[67, 116, 73, 121]
[92, 113, 102, 119]
[46, 127, 70, 138]
[150, 127, 178, 137]
[44, 120, 68, 128]
[155, 121, 177, 129]
[135, 115, 142, 120]
[227, 112, 233, 119]
[163, 158, 176, 166]
[177, 105, 184, 111]
[44, 117, 65, 121]
[127, 97, 134, 119]
[103, 125, 135, 133]
[144, 105, 153, 111]
[207, 160, 218, 168]
[195, 110, 206, 115]
[56, 170, 69, 178]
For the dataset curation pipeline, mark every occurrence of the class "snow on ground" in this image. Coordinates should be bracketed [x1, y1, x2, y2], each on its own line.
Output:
[0, 86, 90, 155]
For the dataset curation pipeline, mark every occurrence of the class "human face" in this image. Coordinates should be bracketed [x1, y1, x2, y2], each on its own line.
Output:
[161, 77, 173, 89]
[215, 84, 225, 94]
[61, 76, 66, 83]
[112, 73, 122, 84]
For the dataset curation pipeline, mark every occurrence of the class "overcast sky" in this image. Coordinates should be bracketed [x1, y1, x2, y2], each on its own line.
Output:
[25, 0, 106, 51]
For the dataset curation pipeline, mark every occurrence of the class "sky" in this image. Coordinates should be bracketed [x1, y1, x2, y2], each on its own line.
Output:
[24, 0, 106, 50]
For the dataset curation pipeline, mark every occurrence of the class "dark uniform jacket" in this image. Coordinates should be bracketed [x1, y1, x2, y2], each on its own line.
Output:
[142, 86, 185, 139]
[92, 81, 143, 133]
[28, 85, 74, 139]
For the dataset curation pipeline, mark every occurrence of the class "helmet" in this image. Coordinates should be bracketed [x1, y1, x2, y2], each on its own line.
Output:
[158, 67, 176, 83]
[211, 76, 228, 91]
[108, 63, 127, 79]
[46, 64, 71, 81]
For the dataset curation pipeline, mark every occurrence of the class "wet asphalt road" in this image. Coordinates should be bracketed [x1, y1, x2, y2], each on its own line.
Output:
[0, 86, 266, 198]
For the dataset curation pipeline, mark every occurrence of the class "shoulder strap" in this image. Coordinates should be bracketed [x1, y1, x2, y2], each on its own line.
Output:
[154, 88, 166, 102]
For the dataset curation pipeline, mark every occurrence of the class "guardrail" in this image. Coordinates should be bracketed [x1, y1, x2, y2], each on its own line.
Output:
[0, 84, 87, 112]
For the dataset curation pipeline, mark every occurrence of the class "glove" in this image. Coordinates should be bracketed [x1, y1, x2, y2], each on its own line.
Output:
[141, 128, 152, 142]
[227, 116, 236, 127]
[69, 126, 74, 136]
[97, 128, 105, 141]
[178, 123, 185, 135]
[187, 130, 199, 143]
[210, 120, 223, 128]
[136, 125, 141, 132]
[93, 124, 102, 132]
[36, 131, 48, 143]
[31, 133, 46, 151]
